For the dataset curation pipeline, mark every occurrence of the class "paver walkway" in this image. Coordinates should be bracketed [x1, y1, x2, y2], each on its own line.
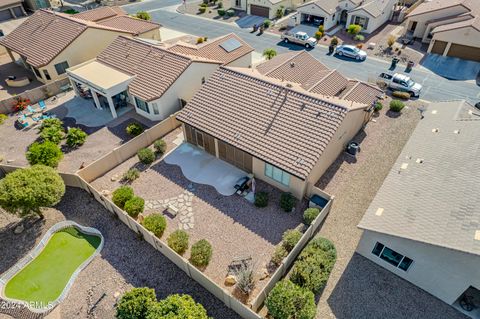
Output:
[146, 189, 195, 230]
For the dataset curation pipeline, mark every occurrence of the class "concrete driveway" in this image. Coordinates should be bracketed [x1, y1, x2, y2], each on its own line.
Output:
[290, 23, 319, 37]
[164, 143, 247, 196]
[235, 15, 265, 28]
[421, 54, 480, 81]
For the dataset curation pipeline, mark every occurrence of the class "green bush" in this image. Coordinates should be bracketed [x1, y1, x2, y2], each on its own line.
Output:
[282, 229, 302, 252]
[124, 196, 145, 218]
[217, 1, 223, 8]
[190, 239, 212, 267]
[199, 6, 207, 13]
[126, 122, 144, 136]
[142, 213, 167, 238]
[314, 31, 322, 41]
[392, 91, 411, 100]
[374, 101, 383, 112]
[146, 294, 209, 319]
[26, 141, 63, 167]
[153, 139, 167, 155]
[135, 10, 151, 20]
[0, 165, 65, 218]
[280, 192, 296, 212]
[167, 230, 189, 255]
[40, 125, 64, 144]
[290, 237, 336, 293]
[137, 148, 155, 165]
[330, 36, 339, 46]
[39, 118, 63, 132]
[254, 191, 269, 208]
[389, 99, 406, 112]
[263, 19, 271, 28]
[116, 287, 156, 319]
[262, 48, 277, 60]
[354, 34, 365, 41]
[0, 114, 8, 125]
[112, 186, 134, 209]
[226, 9, 235, 16]
[271, 245, 288, 266]
[123, 168, 140, 183]
[265, 280, 316, 319]
[303, 208, 320, 225]
[64, 9, 79, 14]
[347, 24, 362, 35]
[218, 8, 225, 16]
[66, 127, 87, 147]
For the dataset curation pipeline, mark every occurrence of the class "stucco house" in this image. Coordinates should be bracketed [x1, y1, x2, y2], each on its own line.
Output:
[66, 34, 253, 120]
[357, 100, 480, 318]
[227, 0, 303, 19]
[296, 0, 397, 33]
[0, 7, 161, 84]
[176, 51, 383, 198]
[0, 0, 27, 22]
[404, 0, 480, 61]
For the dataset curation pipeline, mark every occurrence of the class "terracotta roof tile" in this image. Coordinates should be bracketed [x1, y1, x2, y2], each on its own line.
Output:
[308, 70, 350, 96]
[73, 6, 127, 22]
[340, 81, 384, 105]
[97, 15, 160, 35]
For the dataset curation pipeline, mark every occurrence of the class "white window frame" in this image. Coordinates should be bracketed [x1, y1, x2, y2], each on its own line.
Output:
[372, 242, 413, 272]
[264, 163, 290, 186]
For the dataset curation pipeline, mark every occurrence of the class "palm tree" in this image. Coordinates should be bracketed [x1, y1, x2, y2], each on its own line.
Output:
[262, 48, 277, 60]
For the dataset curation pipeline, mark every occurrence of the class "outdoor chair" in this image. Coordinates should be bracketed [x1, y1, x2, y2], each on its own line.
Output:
[38, 100, 47, 111]
[27, 105, 38, 114]
[32, 115, 42, 122]
[17, 115, 29, 128]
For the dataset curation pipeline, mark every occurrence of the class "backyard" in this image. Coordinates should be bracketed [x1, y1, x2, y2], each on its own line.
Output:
[0, 54, 42, 101]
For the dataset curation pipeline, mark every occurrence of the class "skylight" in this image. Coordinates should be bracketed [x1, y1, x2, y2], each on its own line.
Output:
[220, 38, 242, 52]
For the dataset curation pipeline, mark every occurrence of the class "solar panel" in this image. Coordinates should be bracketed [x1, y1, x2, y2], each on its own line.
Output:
[220, 38, 242, 52]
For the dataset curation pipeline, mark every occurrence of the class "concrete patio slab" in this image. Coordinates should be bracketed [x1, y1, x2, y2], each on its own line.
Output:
[164, 143, 246, 196]
[421, 54, 480, 81]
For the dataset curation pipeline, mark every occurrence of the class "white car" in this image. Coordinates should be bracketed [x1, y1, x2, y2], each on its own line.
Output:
[379, 73, 423, 97]
[335, 45, 367, 61]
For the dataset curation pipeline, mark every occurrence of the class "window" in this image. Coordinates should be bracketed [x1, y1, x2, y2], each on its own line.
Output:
[54, 61, 69, 75]
[371, 242, 413, 271]
[43, 69, 51, 80]
[353, 16, 368, 29]
[235, 0, 241, 6]
[135, 97, 149, 113]
[265, 163, 290, 186]
[152, 102, 159, 115]
[32, 67, 41, 78]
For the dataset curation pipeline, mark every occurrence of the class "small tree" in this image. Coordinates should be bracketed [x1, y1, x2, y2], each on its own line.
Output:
[314, 31, 322, 41]
[265, 280, 316, 319]
[387, 35, 396, 48]
[0, 165, 65, 218]
[330, 36, 339, 46]
[347, 24, 362, 36]
[26, 141, 63, 167]
[135, 11, 151, 21]
[262, 48, 277, 60]
[190, 239, 212, 267]
[116, 287, 156, 319]
[318, 25, 325, 35]
[66, 127, 87, 148]
[146, 294, 209, 319]
[276, 6, 285, 19]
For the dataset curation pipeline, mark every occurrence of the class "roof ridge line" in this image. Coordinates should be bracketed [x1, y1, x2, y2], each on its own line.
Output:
[306, 69, 337, 91]
[264, 51, 304, 76]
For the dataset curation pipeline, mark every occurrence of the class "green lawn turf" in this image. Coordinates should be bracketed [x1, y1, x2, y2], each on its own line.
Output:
[4, 227, 101, 307]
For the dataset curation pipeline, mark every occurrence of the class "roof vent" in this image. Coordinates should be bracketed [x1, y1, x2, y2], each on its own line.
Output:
[415, 158, 424, 164]
[431, 110, 437, 114]
[286, 83, 293, 88]
[300, 103, 306, 111]
[290, 62, 295, 67]
[295, 158, 305, 166]
[401, 163, 408, 170]
[453, 129, 460, 134]
[375, 208, 384, 216]
[234, 132, 241, 139]
[432, 128, 439, 133]
[475, 230, 480, 241]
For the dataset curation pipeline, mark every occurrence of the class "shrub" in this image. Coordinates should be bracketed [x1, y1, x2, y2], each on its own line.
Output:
[280, 192, 296, 212]
[124, 196, 145, 218]
[153, 139, 167, 155]
[262, 48, 277, 60]
[290, 237, 336, 293]
[374, 101, 383, 112]
[387, 35, 396, 47]
[276, 6, 284, 19]
[330, 36, 339, 46]
[226, 9, 235, 16]
[0, 165, 65, 218]
[314, 31, 322, 41]
[390, 99, 406, 112]
[39, 118, 63, 132]
[112, 186, 134, 209]
[12, 97, 30, 112]
[64, 9, 79, 14]
[190, 239, 212, 267]
[116, 287, 156, 319]
[137, 148, 155, 165]
[263, 19, 271, 28]
[123, 168, 140, 183]
[40, 125, 64, 144]
[167, 230, 189, 255]
[26, 141, 63, 167]
[199, 6, 206, 13]
[233, 262, 255, 295]
[218, 8, 225, 16]
[135, 11, 151, 20]
[354, 34, 365, 41]
[347, 24, 362, 35]
[271, 245, 288, 266]
[217, 1, 223, 8]
[126, 122, 144, 136]
[254, 191, 269, 208]
[197, 36, 204, 43]
[303, 208, 320, 225]
[146, 294, 209, 319]
[0, 114, 7, 125]
[143, 213, 167, 238]
[265, 280, 316, 319]
[318, 25, 324, 34]
[392, 91, 411, 100]
[66, 127, 87, 147]
[282, 229, 302, 252]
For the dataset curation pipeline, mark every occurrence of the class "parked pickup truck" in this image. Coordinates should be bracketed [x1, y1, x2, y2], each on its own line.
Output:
[378, 72, 423, 97]
[281, 31, 316, 49]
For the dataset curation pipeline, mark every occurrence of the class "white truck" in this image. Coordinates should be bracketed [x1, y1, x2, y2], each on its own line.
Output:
[281, 31, 317, 49]
[378, 73, 423, 97]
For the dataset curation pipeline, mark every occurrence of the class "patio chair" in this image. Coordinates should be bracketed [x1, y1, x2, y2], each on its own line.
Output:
[27, 105, 38, 114]
[32, 115, 42, 122]
[17, 115, 28, 128]
[38, 100, 47, 111]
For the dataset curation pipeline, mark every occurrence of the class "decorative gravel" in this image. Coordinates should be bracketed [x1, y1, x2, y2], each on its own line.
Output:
[0, 188, 242, 319]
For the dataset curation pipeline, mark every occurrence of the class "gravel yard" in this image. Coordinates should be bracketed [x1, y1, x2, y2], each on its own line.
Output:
[91, 130, 306, 302]
[0, 188, 241, 319]
[313, 101, 467, 318]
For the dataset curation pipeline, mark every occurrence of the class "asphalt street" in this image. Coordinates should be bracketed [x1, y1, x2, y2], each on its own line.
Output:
[124, 0, 480, 104]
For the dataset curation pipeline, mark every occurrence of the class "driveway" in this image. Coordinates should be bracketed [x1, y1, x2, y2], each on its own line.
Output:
[235, 15, 265, 28]
[164, 143, 247, 196]
[421, 54, 480, 81]
[290, 24, 319, 37]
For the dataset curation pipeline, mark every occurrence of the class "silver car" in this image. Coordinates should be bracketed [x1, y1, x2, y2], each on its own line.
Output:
[335, 45, 367, 61]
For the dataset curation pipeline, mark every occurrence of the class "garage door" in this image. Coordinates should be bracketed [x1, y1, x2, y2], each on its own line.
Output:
[447, 43, 480, 62]
[250, 5, 269, 18]
[0, 9, 13, 22]
[430, 40, 447, 55]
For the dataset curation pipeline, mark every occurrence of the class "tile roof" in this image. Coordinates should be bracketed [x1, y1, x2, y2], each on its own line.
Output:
[358, 100, 480, 256]
[432, 16, 480, 33]
[349, 0, 395, 18]
[72, 6, 127, 22]
[340, 81, 385, 104]
[298, 0, 339, 14]
[407, 0, 469, 17]
[167, 33, 253, 65]
[96, 15, 160, 35]
[1, 0, 22, 7]
[96, 36, 220, 102]
[177, 67, 366, 180]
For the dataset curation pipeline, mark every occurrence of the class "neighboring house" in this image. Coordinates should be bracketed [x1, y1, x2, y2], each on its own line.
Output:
[167, 33, 254, 67]
[357, 100, 480, 318]
[405, 0, 480, 61]
[296, 0, 397, 33]
[23, 0, 51, 12]
[0, 0, 27, 22]
[176, 52, 383, 198]
[229, 0, 303, 19]
[0, 7, 160, 83]
[67, 36, 223, 120]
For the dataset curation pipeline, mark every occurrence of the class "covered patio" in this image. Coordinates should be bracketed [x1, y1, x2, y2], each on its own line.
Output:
[67, 60, 135, 119]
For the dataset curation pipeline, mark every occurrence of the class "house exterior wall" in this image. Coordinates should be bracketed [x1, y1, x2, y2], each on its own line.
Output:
[418, 15, 472, 42]
[226, 52, 253, 68]
[137, 28, 161, 41]
[357, 230, 480, 305]
[347, 0, 396, 33]
[296, 4, 337, 30]
[132, 61, 220, 121]
[247, 0, 302, 19]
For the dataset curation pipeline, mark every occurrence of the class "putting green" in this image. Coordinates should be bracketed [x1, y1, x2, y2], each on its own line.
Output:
[4, 227, 101, 307]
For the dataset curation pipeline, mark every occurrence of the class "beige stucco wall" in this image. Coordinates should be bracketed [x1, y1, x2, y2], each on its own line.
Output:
[348, 0, 396, 34]
[357, 230, 480, 305]
[138, 28, 161, 41]
[432, 26, 480, 49]
[226, 52, 253, 68]
[296, 3, 337, 30]
[247, 0, 302, 19]
[132, 61, 221, 121]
